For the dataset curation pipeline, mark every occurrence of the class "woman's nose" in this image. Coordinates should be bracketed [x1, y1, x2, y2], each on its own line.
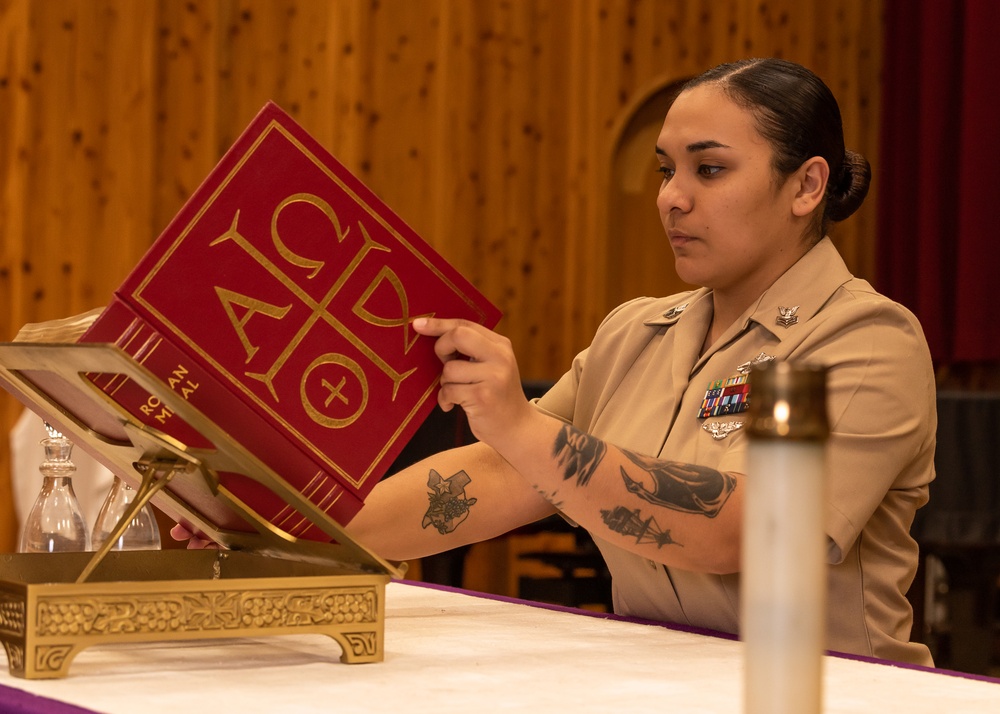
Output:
[657, 174, 693, 215]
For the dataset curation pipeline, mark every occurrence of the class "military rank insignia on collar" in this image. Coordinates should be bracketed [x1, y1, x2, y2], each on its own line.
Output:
[662, 303, 688, 320]
[776, 305, 799, 328]
[698, 373, 750, 419]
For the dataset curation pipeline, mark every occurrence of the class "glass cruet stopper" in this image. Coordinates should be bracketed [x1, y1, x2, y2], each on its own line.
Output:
[18, 422, 91, 553]
[92, 475, 162, 551]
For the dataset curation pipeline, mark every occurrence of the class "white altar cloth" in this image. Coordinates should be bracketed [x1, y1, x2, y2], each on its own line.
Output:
[2, 580, 999, 713]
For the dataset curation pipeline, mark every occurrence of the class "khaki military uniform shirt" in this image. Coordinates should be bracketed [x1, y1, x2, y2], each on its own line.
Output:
[536, 238, 936, 665]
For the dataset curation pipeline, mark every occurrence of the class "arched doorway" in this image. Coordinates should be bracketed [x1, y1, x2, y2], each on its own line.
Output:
[606, 78, 695, 311]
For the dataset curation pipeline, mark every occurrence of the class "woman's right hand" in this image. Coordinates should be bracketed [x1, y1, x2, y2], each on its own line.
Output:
[169, 523, 222, 549]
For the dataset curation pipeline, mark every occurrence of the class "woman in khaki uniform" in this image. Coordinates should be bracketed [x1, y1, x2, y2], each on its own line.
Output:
[181, 58, 937, 665]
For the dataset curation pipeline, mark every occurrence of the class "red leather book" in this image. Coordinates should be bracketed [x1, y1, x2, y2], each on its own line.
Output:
[78, 101, 501, 541]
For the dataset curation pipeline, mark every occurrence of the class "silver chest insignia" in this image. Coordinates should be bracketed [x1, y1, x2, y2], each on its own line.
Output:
[702, 420, 745, 440]
[736, 352, 775, 375]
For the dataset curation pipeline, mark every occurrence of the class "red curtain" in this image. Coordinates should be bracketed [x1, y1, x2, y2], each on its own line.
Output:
[877, 0, 1000, 364]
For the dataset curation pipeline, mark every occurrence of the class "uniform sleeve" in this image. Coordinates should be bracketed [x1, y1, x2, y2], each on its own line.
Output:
[796, 296, 936, 564]
[533, 347, 585, 422]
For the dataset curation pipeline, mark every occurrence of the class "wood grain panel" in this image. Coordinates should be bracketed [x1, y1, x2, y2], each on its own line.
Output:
[0, 0, 885, 551]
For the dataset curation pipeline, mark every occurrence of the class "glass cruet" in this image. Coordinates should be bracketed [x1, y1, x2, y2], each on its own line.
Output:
[18, 422, 91, 553]
[91, 474, 162, 551]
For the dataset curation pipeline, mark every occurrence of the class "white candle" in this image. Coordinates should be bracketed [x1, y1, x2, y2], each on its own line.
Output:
[742, 363, 828, 714]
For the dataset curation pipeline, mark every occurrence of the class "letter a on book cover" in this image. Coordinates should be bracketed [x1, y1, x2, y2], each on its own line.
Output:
[80, 102, 501, 540]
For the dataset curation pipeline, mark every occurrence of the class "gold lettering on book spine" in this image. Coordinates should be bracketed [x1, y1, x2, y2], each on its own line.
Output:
[169, 364, 200, 401]
[136, 364, 201, 428]
[210, 194, 420, 425]
[140, 395, 174, 424]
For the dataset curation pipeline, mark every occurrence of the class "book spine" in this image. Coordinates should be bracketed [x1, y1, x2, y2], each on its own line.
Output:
[82, 298, 363, 538]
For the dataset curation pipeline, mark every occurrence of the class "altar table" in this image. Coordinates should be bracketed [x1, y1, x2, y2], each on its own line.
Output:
[2, 580, 999, 713]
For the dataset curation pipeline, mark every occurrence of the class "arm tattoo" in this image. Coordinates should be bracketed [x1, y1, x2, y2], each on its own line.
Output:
[553, 424, 606, 487]
[601, 506, 681, 548]
[535, 488, 566, 510]
[421, 469, 478, 534]
[620, 450, 736, 518]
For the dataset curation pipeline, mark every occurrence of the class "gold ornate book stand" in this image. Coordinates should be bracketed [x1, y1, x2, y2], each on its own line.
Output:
[0, 342, 404, 679]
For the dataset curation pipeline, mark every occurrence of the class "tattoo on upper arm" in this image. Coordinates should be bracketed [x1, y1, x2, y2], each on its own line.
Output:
[601, 505, 681, 548]
[422, 469, 478, 534]
[553, 424, 607, 487]
[535, 488, 566, 510]
[620, 450, 736, 518]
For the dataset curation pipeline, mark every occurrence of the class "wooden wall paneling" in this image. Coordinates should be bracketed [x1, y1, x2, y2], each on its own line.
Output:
[79, 0, 158, 302]
[457, 1, 525, 330]
[486, 0, 531, 321]
[606, 77, 691, 312]
[211, 0, 350, 153]
[520, 3, 575, 379]
[406, 1, 548, 375]
[570, 0, 621, 360]
[323, 0, 371, 172]
[0, 0, 30, 346]
[13, 0, 157, 318]
[153, 0, 223, 236]
[20, 0, 83, 326]
[741, 0, 805, 58]
[471, 0, 572, 381]
[598, 2, 704, 324]
[215, 0, 306, 144]
[265, 0, 340, 146]
[359, 0, 445, 252]
[419, 1, 479, 278]
[0, 0, 31, 551]
[813, 0, 882, 283]
[0, 0, 161, 550]
[564, 1, 678, 360]
[558, 1, 607, 370]
[561, 0, 722, 366]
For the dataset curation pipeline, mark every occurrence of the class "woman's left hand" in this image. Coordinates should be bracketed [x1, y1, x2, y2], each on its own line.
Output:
[412, 317, 536, 448]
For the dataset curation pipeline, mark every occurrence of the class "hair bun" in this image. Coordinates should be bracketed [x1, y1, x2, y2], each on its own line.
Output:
[826, 150, 872, 223]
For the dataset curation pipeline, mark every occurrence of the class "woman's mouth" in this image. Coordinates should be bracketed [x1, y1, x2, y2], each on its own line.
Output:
[668, 230, 696, 248]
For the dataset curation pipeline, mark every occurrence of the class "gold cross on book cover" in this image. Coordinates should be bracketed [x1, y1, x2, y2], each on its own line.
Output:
[0, 102, 501, 679]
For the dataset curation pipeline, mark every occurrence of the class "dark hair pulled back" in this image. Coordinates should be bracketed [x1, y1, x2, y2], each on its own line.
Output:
[684, 58, 871, 234]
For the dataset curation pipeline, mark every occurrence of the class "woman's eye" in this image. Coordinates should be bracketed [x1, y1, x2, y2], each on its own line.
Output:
[698, 165, 723, 177]
[657, 166, 675, 181]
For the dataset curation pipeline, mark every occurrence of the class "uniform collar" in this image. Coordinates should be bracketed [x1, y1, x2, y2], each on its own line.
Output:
[642, 288, 712, 328]
[636, 238, 852, 371]
[743, 237, 852, 341]
[639, 238, 851, 334]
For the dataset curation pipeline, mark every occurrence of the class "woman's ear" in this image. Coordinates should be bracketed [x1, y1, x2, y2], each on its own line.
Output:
[791, 157, 829, 217]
